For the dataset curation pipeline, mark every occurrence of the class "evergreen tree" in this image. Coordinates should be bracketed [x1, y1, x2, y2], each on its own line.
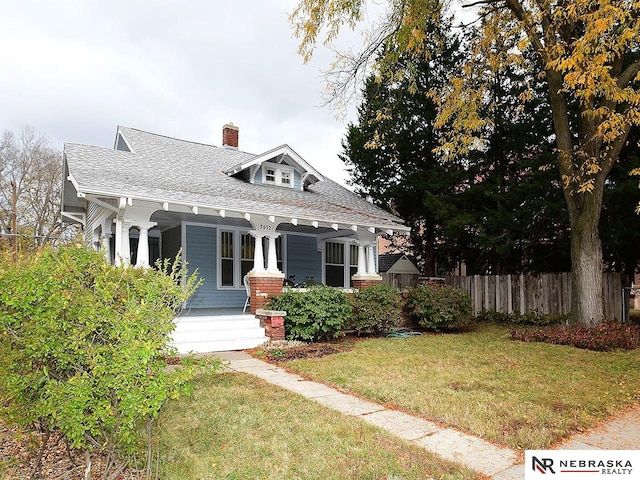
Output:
[340, 19, 464, 275]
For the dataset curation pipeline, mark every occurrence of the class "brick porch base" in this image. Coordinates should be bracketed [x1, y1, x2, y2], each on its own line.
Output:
[248, 271, 284, 315]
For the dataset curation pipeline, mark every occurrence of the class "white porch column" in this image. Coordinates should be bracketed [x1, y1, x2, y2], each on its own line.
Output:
[366, 243, 377, 275]
[357, 243, 367, 275]
[250, 230, 265, 272]
[135, 222, 156, 268]
[114, 220, 132, 267]
[101, 231, 112, 263]
[266, 233, 281, 273]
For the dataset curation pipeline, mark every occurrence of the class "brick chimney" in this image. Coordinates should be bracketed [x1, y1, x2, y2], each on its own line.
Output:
[222, 123, 239, 148]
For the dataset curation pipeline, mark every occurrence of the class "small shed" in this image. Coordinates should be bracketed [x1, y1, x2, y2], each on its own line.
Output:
[378, 253, 420, 290]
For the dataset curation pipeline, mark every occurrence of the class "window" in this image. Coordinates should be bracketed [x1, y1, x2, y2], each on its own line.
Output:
[325, 242, 345, 287]
[326, 241, 359, 287]
[218, 229, 286, 288]
[349, 244, 359, 286]
[221, 231, 234, 287]
[241, 233, 255, 279]
[262, 162, 294, 188]
[265, 168, 276, 183]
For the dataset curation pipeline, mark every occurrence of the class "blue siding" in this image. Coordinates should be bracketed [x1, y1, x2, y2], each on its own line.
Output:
[254, 166, 263, 185]
[185, 225, 247, 308]
[186, 227, 324, 307]
[115, 134, 130, 152]
[286, 235, 322, 284]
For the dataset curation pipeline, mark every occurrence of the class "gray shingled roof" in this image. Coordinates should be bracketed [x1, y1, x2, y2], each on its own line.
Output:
[378, 253, 405, 272]
[64, 126, 408, 231]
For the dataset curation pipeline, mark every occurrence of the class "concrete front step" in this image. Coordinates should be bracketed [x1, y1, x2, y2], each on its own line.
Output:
[170, 314, 268, 353]
[174, 337, 268, 353]
[172, 315, 260, 332]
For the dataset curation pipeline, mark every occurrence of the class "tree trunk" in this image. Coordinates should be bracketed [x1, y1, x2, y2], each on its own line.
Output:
[568, 190, 604, 326]
[11, 180, 18, 261]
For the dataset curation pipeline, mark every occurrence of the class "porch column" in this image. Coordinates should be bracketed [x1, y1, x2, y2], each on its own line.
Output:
[250, 231, 265, 272]
[135, 222, 156, 268]
[357, 243, 367, 275]
[366, 243, 377, 275]
[101, 231, 112, 263]
[114, 220, 132, 267]
[266, 233, 281, 273]
[91, 229, 100, 251]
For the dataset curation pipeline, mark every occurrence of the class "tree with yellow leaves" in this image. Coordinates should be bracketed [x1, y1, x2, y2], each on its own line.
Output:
[291, 0, 640, 325]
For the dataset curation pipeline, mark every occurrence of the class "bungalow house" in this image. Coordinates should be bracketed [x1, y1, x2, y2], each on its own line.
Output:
[61, 125, 409, 351]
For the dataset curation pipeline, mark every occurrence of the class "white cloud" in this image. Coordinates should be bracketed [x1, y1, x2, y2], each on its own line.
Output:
[0, 0, 359, 186]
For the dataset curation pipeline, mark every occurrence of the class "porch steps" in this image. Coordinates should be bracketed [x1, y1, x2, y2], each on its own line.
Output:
[170, 314, 268, 353]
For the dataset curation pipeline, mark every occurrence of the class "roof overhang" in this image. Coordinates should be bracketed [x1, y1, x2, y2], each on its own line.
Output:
[72, 187, 409, 236]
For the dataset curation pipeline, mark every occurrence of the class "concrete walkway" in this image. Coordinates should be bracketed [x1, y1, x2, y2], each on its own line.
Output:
[216, 351, 639, 479]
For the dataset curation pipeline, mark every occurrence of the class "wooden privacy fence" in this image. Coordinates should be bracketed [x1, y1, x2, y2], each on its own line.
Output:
[381, 272, 419, 291]
[445, 272, 625, 321]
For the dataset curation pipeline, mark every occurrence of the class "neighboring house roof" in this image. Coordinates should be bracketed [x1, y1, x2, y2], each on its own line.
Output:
[62, 126, 409, 233]
[378, 253, 420, 274]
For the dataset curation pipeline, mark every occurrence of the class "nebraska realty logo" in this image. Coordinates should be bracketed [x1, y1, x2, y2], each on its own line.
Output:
[525, 451, 639, 479]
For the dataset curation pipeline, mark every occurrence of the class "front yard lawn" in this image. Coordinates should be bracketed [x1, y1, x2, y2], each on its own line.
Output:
[282, 323, 640, 450]
[156, 372, 480, 480]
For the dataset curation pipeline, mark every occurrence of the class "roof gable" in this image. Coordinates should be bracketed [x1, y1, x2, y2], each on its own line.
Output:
[224, 144, 324, 189]
[378, 253, 419, 274]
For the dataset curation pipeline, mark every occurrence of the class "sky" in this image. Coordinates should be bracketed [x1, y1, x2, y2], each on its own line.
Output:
[0, 0, 369, 187]
[0, 1, 473, 188]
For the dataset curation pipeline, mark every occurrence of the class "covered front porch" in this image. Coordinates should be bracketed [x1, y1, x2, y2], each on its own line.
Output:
[93, 205, 387, 311]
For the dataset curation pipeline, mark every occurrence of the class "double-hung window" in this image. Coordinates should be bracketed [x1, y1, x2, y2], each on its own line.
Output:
[220, 231, 235, 287]
[241, 233, 256, 279]
[349, 244, 359, 286]
[325, 242, 345, 287]
[325, 241, 359, 287]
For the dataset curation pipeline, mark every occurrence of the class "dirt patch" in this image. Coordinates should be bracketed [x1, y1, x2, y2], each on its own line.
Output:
[250, 340, 356, 362]
[0, 422, 142, 479]
[274, 343, 351, 361]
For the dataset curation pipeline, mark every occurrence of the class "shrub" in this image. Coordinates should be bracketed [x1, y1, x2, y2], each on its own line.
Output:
[510, 322, 640, 351]
[476, 309, 567, 326]
[350, 284, 402, 335]
[405, 284, 472, 332]
[0, 246, 215, 478]
[267, 286, 351, 342]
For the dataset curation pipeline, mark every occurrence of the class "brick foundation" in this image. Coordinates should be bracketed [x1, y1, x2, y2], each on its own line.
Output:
[248, 272, 284, 315]
[351, 274, 383, 290]
[256, 309, 286, 341]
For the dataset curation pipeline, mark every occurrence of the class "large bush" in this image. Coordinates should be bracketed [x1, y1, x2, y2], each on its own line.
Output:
[406, 284, 472, 332]
[0, 246, 212, 478]
[350, 284, 402, 335]
[267, 286, 351, 342]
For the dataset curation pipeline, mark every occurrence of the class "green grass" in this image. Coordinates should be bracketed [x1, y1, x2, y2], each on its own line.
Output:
[156, 372, 480, 480]
[284, 323, 640, 450]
